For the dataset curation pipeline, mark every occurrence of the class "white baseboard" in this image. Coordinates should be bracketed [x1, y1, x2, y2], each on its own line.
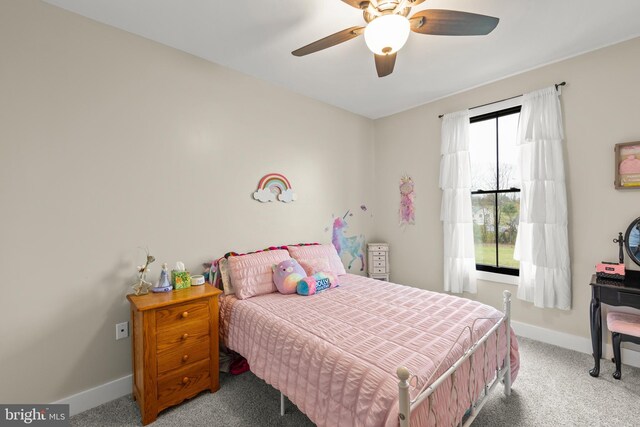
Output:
[52, 322, 640, 418]
[512, 320, 640, 369]
[52, 374, 131, 416]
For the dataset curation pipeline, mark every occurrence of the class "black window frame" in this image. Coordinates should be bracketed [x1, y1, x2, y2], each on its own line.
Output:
[470, 105, 521, 277]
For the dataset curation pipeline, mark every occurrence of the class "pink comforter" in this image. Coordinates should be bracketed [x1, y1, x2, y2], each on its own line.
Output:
[226, 274, 519, 427]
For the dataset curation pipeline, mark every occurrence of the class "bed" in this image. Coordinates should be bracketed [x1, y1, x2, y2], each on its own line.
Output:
[218, 273, 519, 427]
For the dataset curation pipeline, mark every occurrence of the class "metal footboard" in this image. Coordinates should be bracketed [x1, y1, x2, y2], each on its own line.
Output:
[398, 290, 513, 427]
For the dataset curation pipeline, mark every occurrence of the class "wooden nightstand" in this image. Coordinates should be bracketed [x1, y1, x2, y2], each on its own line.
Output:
[367, 243, 390, 281]
[127, 284, 222, 425]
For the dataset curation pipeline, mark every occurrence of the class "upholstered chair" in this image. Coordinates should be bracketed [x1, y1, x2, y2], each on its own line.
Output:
[607, 311, 640, 379]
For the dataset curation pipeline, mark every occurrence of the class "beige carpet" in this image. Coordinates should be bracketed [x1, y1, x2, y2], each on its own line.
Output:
[472, 337, 640, 426]
[71, 337, 640, 426]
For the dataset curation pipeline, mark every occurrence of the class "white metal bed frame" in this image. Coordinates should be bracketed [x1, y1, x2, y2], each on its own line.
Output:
[279, 290, 512, 426]
[397, 290, 512, 427]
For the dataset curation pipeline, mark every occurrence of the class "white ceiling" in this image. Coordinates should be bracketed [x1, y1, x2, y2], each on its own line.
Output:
[42, 0, 640, 119]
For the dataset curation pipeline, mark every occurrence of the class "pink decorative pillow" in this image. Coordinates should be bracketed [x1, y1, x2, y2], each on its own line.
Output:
[299, 258, 332, 276]
[228, 249, 290, 299]
[288, 244, 346, 276]
[272, 259, 306, 294]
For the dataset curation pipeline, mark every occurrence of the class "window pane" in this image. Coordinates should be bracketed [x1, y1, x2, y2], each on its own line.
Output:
[469, 118, 497, 191]
[472, 193, 496, 266]
[497, 192, 520, 269]
[497, 112, 520, 190]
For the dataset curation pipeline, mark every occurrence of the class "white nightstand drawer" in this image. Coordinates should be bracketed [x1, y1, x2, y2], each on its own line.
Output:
[373, 255, 386, 261]
[373, 261, 385, 268]
[369, 245, 387, 252]
[373, 267, 386, 273]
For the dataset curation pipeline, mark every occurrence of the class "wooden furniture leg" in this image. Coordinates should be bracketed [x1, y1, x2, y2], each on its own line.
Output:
[612, 332, 622, 380]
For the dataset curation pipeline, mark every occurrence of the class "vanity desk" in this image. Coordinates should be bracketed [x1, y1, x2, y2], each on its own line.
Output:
[588, 270, 640, 377]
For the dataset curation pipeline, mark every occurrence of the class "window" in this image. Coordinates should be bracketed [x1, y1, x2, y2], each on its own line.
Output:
[469, 106, 521, 276]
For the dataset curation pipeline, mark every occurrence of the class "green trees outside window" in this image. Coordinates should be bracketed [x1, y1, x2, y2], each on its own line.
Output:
[469, 107, 521, 275]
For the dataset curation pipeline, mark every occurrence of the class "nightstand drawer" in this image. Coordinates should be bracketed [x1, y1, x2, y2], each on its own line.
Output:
[156, 319, 210, 353]
[157, 337, 210, 374]
[373, 256, 386, 261]
[157, 358, 210, 408]
[373, 267, 386, 273]
[370, 246, 387, 252]
[156, 300, 209, 329]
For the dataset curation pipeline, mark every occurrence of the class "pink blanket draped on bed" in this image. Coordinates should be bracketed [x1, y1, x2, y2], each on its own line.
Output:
[222, 274, 519, 427]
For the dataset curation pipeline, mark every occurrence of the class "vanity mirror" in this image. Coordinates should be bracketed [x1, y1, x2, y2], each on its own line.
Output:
[625, 217, 640, 266]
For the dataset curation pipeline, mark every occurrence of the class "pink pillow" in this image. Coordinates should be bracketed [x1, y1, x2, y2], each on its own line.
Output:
[228, 249, 290, 299]
[288, 244, 346, 276]
[299, 258, 332, 276]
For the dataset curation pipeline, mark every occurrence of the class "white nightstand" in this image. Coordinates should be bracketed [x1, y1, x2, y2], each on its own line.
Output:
[367, 243, 389, 281]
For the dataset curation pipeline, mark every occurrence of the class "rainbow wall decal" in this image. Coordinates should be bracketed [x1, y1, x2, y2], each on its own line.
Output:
[253, 173, 297, 203]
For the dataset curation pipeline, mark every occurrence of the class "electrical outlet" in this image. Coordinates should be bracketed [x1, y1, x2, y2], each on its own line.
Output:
[116, 322, 129, 340]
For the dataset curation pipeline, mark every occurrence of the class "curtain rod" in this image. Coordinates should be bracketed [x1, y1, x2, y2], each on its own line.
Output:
[437, 81, 566, 119]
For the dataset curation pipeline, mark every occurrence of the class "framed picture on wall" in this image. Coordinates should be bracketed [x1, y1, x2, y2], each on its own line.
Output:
[615, 141, 640, 189]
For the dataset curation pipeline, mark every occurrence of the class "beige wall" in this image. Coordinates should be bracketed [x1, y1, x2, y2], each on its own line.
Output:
[0, 1, 374, 403]
[373, 37, 640, 338]
[3, 0, 640, 407]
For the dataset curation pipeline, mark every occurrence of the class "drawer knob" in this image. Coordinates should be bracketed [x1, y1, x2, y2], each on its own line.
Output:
[182, 354, 189, 362]
[182, 333, 189, 340]
[182, 377, 189, 384]
[181, 311, 189, 318]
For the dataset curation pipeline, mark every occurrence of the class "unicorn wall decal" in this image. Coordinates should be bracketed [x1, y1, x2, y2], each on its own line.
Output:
[332, 210, 365, 271]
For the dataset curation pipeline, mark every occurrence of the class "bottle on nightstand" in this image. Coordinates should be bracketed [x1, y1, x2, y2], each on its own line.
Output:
[367, 243, 389, 281]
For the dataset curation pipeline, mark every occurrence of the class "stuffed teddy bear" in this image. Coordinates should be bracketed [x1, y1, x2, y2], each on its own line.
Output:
[272, 258, 306, 294]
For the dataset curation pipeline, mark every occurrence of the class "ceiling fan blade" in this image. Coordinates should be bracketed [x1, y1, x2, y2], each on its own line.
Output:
[341, 0, 371, 10]
[409, 9, 499, 36]
[292, 26, 364, 57]
[374, 53, 396, 78]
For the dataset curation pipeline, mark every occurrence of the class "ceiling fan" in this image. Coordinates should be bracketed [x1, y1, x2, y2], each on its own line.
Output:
[291, 0, 499, 77]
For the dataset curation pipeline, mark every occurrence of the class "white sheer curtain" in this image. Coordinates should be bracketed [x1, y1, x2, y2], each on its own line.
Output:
[515, 86, 571, 309]
[440, 111, 477, 294]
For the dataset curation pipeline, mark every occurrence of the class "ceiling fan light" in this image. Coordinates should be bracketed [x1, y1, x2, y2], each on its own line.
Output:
[364, 14, 410, 55]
